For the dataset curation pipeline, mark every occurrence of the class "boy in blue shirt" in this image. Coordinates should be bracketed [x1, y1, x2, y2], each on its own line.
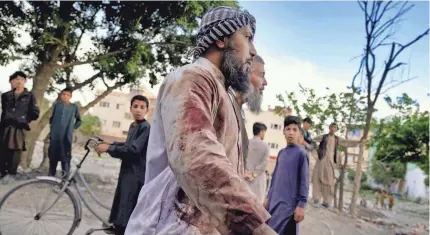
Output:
[266, 116, 309, 235]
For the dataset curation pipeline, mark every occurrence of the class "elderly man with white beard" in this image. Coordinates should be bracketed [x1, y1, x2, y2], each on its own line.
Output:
[227, 55, 267, 172]
[227, 55, 269, 204]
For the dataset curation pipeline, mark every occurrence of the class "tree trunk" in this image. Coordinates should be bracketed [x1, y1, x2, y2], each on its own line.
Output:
[398, 178, 407, 195]
[37, 134, 50, 171]
[349, 110, 372, 217]
[334, 178, 339, 208]
[19, 105, 55, 169]
[20, 63, 57, 169]
[338, 149, 349, 213]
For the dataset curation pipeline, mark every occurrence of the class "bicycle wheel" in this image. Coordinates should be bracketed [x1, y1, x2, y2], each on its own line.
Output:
[0, 179, 80, 235]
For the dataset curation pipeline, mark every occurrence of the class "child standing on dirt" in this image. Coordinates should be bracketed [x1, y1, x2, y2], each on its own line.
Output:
[380, 190, 387, 209]
[373, 189, 380, 208]
[388, 193, 394, 210]
[48, 87, 82, 179]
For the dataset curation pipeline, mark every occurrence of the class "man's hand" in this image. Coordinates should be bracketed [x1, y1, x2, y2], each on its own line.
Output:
[294, 207, 305, 223]
[95, 143, 110, 154]
[102, 140, 113, 145]
[244, 171, 254, 182]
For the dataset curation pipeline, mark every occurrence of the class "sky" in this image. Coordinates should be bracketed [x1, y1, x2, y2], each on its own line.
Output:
[0, 1, 428, 119]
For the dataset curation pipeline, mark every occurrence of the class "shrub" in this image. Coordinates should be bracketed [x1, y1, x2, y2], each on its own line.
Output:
[347, 168, 367, 183]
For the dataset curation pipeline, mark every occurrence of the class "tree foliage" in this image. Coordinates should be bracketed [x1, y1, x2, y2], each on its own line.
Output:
[371, 96, 429, 178]
[274, 84, 367, 136]
[369, 158, 405, 186]
[78, 114, 102, 136]
[348, 168, 367, 182]
[0, 1, 238, 94]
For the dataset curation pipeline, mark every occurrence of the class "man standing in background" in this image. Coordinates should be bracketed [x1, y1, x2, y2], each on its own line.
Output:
[312, 123, 360, 208]
[245, 122, 270, 203]
[301, 117, 313, 150]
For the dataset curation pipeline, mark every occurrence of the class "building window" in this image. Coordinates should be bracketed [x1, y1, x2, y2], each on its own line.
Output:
[116, 103, 124, 109]
[100, 102, 109, 108]
[124, 113, 133, 120]
[271, 123, 281, 130]
[268, 142, 279, 149]
[112, 121, 121, 128]
[122, 131, 129, 135]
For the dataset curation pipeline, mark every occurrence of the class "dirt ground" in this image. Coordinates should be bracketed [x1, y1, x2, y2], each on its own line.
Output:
[0, 143, 427, 235]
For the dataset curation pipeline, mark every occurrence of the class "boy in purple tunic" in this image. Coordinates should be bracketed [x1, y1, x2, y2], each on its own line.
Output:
[266, 116, 309, 235]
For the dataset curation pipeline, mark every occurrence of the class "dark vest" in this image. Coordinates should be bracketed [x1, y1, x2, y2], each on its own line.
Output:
[317, 134, 339, 163]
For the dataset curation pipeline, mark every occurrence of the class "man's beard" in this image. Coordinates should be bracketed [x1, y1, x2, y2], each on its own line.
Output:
[244, 86, 263, 114]
[220, 47, 250, 93]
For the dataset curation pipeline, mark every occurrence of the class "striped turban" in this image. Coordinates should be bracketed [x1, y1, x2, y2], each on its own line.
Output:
[191, 6, 256, 59]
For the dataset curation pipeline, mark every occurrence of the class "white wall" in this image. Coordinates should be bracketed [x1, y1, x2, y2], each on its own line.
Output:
[405, 163, 428, 201]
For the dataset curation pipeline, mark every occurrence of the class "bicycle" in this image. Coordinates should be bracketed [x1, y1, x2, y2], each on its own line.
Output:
[0, 136, 115, 235]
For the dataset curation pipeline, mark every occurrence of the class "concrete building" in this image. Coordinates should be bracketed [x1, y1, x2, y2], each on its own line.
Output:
[243, 107, 285, 174]
[92, 87, 156, 142]
[343, 129, 370, 171]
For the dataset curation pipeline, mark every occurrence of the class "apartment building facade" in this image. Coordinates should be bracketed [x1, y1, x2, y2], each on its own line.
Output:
[243, 108, 285, 173]
[92, 87, 157, 141]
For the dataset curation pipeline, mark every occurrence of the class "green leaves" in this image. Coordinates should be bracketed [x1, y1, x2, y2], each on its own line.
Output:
[78, 114, 102, 136]
[0, 1, 239, 92]
[275, 85, 367, 136]
[371, 100, 429, 181]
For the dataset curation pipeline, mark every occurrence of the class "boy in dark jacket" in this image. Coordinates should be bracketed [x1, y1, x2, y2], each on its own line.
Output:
[95, 95, 151, 235]
[0, 71, 39, 184]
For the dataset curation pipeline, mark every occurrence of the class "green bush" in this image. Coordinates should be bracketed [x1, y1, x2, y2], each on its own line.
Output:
[361, 182, 372, 191]
[347, 168, 367, 183]
[362, 171, 368, 182]
[78, 115, 102, 136]
[347, 168, 355, 181]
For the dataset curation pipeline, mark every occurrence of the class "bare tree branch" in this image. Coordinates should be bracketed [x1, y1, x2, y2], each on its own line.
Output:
[58, 48, 132, 68]
[380, 76, 417, 94]
[352, 56, 365, 85]
[70, 8, 102, 60]
[73, 72, 102, 90]
[389, 62, 407, 71]
[392, 29, 429, 60]
[80, 81, 125, 114]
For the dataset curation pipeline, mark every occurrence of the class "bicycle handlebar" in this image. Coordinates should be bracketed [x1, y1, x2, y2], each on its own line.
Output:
[84, 135, 104, 151]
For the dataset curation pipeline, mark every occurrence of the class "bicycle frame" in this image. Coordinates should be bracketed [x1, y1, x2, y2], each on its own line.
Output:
[36, 136, 112, 226]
